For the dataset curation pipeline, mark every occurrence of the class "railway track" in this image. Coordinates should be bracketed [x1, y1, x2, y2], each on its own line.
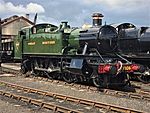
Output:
[130, 81, 150, 94]
[0, 93, 82, 113]
[0, 79, 143, 113]
[1, 65, 150, 102]
[0, 86, 83, 113]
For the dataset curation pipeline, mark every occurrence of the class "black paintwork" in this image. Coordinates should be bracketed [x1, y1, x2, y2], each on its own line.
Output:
[118, 27, 150, 53]
[78, 25, 118, 54]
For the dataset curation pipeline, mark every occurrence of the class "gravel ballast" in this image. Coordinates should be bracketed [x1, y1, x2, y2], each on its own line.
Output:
[0, 75, 149, 113]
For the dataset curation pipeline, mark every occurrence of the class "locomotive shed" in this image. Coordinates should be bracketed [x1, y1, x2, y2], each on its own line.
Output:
[0, 63, 150, 113]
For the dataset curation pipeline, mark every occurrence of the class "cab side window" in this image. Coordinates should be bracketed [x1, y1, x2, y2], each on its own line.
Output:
[20, 31, 26, 39]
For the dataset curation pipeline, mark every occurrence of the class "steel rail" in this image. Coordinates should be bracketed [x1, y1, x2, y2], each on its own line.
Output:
[0, 90, 83, 113]
[0, 80, 143, 113]
[1, 67, 150, 101]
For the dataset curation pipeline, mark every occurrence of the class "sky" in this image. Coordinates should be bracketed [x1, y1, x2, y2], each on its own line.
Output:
[0, 0, 150, 27]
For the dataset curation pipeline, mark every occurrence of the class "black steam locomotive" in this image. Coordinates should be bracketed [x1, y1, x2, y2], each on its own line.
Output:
[113, 23, 150, 83]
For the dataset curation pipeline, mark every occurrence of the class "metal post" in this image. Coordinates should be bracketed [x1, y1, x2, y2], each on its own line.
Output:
[0, 18, 2, 73]
[82, 43, 88, 55]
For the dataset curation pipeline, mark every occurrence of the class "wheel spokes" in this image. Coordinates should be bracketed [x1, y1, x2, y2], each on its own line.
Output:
[93, 76, 104, 87]
[63, 72, 75, 83]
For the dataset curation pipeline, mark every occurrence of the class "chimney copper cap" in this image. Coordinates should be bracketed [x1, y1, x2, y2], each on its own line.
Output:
[92, 13, 104, 18]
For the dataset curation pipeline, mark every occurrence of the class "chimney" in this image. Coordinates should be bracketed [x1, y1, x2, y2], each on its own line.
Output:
[61, 21, 68, 29]
[25, 14, 29, 19]
[92, 13, 104, 26]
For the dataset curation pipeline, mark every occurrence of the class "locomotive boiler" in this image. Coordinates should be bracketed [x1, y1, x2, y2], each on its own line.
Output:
[66, 13, 118, 55]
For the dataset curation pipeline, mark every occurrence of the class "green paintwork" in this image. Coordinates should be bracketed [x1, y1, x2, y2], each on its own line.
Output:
[68, 28, 80, 48]
[14, 28, 31, 59]
[13, 23, 82, 58]
[14, 35, 22, 59]
[24, 32, 64, 55]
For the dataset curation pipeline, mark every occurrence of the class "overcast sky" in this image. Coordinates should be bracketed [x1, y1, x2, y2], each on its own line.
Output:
[0, 0, 150, 27]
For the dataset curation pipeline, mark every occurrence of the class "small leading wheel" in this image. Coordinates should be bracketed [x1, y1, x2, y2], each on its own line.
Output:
[20, 59, 31, 74]
[62, 72, 75, 83]
[20, 64, 27, 74]
[92, 75, 104, 88]
[137, 74, 150, 84]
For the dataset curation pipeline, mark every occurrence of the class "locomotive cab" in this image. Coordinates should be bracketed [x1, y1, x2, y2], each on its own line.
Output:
[14, 27, 30, 59]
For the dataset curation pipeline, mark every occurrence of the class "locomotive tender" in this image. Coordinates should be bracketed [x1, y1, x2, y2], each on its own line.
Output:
[1, 13, 145, 87]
